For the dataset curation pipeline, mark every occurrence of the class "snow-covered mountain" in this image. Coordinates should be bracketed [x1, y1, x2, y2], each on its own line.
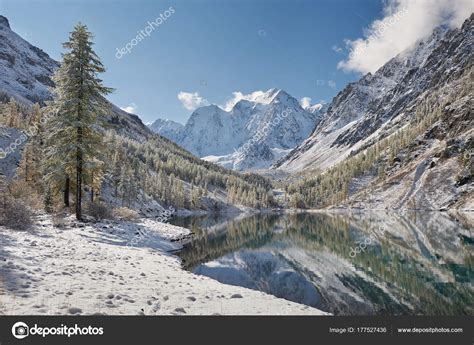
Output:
[151, 88, 321, 171]
[303, 102, 328, 115]
[276, 14, 473, 210]
[147, 118, 184, 142]
[275, 16, 473, 173]
[0, 15, 58, 103]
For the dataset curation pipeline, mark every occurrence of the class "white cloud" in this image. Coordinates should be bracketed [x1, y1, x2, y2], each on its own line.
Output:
[120, 103, 137, 114]
[222, 91, 267, 111]
[177, 91, 209, 111]
[338, 0, 472, 74]
[222, 91, 246, 111]
[300, 97, 312, 109]
[221, 89, 279, 111]
[332, 45, 343, 53]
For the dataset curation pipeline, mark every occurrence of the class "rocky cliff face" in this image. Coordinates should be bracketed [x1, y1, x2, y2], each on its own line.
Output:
[0, 15, 58, 104]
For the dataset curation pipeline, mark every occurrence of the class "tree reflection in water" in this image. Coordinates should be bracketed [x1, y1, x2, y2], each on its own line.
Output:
[173, 212, 473, 315]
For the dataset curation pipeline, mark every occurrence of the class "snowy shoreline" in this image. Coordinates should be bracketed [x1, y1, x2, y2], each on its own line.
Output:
[0, 214, 327, 315]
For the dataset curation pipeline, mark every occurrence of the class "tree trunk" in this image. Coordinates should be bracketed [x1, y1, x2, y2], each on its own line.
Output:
[76, 127, 83, 220]
[76, 52, 84, 220]
[91, 187, 94, 203]
[64, 176, 70, 207]
[24, 153, 29, 182]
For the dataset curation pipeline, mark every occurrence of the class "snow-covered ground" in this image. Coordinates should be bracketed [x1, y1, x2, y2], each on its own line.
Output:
[0, 215, 327, 315]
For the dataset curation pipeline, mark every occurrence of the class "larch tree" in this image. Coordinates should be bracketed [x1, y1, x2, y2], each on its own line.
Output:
[44, 23, 112, 220]
[7, 98, 19, 128]
[18, 104, 43, 185]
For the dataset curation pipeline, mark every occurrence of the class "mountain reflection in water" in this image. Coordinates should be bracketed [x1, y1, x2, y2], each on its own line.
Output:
[172, 212, 473, 315]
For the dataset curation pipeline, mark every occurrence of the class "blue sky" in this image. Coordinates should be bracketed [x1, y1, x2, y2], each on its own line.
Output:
[1, 0, 386, 124]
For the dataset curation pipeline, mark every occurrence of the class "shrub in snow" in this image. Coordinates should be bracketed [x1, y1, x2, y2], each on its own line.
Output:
[87, 202, 112, 220]
[8, 180, 43, 210]
[0, 195, 33, 230]
[113, 207, 138, 221]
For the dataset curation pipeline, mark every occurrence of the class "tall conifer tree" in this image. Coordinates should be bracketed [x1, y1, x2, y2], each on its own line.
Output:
[44, 23, 112, 220]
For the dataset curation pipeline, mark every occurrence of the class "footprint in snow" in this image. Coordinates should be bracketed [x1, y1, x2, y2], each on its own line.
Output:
[105, 300, 115, 307]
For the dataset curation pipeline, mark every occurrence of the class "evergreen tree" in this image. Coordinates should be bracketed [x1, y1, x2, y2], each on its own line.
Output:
[7, 98, 19, 128]
[44, 23, 112, 220]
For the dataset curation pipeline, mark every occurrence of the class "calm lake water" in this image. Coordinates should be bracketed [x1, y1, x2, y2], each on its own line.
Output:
[171, 211, 474, 315]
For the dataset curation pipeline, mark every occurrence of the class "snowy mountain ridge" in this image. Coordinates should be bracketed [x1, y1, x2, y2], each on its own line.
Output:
[275, 15, 473, 172]
[0, 15, 58, 104]
[148, 118, 184, 142]
[277, 14, 473, 210]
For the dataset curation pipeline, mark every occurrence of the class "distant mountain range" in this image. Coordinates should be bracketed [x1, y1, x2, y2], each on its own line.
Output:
[149, 13, 473, 210]
[148, 118, 183, 143]
[148, 88, 324, 171]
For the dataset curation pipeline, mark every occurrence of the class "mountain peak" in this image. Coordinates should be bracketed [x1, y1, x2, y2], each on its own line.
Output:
[235, 88, 284, 106]
[258, 88, 287, 104]
[195, 104, 222, 114]
[271, 89, 292, 102]
[0, 15, 10, 29]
